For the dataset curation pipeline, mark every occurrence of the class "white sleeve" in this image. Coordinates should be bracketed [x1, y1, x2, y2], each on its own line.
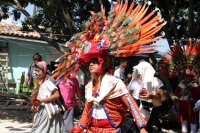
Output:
[178, 82, 185, 89]
[194, 100, 200, 110]
[154, 77, 164, 91]
[47, 80, 58, 92]
[114, 69, 120, 78]
[127, 80, 132, 90]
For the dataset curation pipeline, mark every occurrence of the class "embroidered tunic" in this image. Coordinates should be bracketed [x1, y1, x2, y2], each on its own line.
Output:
[70, 73, 146, 133]
[174, 82, 200, 123]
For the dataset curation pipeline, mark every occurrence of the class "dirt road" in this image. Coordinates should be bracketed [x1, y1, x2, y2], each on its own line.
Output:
[0, 109, 180, 133]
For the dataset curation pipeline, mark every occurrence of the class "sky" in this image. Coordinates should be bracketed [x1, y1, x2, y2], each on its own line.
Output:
[154, 38, 170, 53]
[9, 4, 170, 53]
[11, 4, 34, 24]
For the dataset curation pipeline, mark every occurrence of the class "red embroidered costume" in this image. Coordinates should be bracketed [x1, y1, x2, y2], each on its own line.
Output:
[72, 74, 146, 133]
[174, 81, 200, 124]
[158, 40, 200, 133]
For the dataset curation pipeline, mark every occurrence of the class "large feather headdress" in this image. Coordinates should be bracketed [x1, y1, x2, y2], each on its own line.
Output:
[158, 40, 200, 79]
[51, 0, 167, 83]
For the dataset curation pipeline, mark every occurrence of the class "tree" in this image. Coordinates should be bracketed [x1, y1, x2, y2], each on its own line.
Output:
[147, 0, 200, 102]
[151, 0, 200, 47]
[1, 0, 200, 50]
[2, 0, 198, 93]
[32, 4, 36, 18]
[95, 0, 200, 47]
[0, 0, 94, 53]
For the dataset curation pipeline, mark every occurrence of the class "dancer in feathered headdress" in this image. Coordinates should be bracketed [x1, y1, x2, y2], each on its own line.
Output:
[158, 40, 200, 133]
[51, 0, 166, 132]
[51, 0, 166, 82]
[158, 40, 200, 79]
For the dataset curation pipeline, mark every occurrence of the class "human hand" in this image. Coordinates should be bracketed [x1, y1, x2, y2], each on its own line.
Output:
[70, 125, 84, 133]
[31, 105, 37, 112]
[77, 100, 83, 110]
[140, 128, 148, 133]
[139, 94, 151, 99]
[30, 98, 41, 107]
[181, 89, 189, 96]
[35, 98, 42, 105]
[127, 73, 132, 79]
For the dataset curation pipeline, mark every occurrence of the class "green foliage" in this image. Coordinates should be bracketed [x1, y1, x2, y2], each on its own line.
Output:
[1, 0, 199, 46]
[0, 0, 29, 21]
[32, 5, 36, 18]
[30, 0, 94, 32]
[32, 0, 94, 41]
[12, 9, 21, 21]
[0, 5, 10, 21]
[151, 0, 200, 45]
[0, 0, 94, 42]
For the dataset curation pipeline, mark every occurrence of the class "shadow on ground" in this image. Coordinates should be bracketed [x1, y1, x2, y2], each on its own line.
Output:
[0, 109, 32, 123]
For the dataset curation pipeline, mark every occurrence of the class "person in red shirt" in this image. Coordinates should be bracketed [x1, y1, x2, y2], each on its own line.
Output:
[157, 40, 200, 133]
[174, 70, 200, 133]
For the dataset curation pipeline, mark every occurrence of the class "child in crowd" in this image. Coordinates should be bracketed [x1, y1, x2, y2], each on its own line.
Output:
[30, 61, 64, 133]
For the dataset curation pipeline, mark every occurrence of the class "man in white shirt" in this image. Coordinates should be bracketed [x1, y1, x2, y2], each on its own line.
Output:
[128, 68, 143, 107]
[128, 61, 166, 133]
[114, 58, 132, 85]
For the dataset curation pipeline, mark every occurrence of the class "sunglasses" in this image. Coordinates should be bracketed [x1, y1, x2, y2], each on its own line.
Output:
[34, 58, 41, 61]
[89, 59, 99, 64]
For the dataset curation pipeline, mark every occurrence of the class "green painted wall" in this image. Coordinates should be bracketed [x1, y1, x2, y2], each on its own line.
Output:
[0, 36, 85, 90]
[0, 38, 50, 84]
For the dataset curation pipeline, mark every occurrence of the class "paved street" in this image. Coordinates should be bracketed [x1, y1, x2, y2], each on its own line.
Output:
[0, 120, 32, 133]
[0, 108, 181, 133]
[0, 119, 181, 133]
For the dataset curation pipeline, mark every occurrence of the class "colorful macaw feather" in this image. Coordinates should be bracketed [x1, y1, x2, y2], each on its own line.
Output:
[158, 40, 200, 79]
[51, 0, 166, 83]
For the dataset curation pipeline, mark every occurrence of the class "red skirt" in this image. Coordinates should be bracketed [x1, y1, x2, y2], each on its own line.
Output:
[179, 100, 196, 123]
[86, 118, 117, 133]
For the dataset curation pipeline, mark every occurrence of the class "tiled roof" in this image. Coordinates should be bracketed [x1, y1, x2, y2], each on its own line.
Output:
[0, 22, 41, 39]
